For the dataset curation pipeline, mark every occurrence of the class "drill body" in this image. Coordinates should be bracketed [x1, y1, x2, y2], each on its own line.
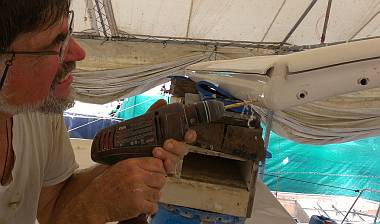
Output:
[91, 100, 224, 165]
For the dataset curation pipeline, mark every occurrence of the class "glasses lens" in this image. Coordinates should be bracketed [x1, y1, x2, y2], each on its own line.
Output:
[59, 11, 74, 63]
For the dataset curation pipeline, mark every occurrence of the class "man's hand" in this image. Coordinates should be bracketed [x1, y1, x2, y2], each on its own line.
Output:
[89, 129, 196, 222]
[51, 100, 198, 223]
[92, 157, 167, 222]
[147, 99, 197, 174]
[152, 129, 196, 174]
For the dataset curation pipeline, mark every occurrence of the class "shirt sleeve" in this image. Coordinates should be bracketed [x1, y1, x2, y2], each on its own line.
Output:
[43, 114, 79, 187]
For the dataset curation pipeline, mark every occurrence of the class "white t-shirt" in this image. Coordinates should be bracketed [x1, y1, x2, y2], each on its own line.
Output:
[0, 112, 79, 224]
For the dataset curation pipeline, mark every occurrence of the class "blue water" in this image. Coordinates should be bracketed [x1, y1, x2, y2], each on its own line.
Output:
[263, 132, 380, 202]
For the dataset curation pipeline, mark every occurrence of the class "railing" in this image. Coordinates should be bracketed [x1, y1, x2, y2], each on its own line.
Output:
[341, 188, 380, 224]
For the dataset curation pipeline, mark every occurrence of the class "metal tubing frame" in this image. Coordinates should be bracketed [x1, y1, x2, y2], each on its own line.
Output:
[73, 32, 292, 50]
[373, 203, 380, 224]
[341, 190, 365, 224]
[103, 0, 119, 37]
[185, 0, 194, 39]
[74, 31, 380, 54]
[320, 0, 333, 44]
[349, 9, 380, 41]
[260, 0, 287, 42]
[94, 0, 109, 37]
[279, 0, 318, 48]
[341, 188, 380, 224]
[259, 110, 274, 180]
[85, 0, 100, 36]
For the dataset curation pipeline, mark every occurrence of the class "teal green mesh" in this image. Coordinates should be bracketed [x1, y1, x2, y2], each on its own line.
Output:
[264, 132, 380, 202]
[116, 94, 170, 120]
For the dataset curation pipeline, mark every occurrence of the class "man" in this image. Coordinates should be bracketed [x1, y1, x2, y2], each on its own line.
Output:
[0, 1, 195, 223]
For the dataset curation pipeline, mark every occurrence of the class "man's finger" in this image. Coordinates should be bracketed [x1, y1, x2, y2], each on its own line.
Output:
[152, 147, 179, 174]
[152, 147, 178, 162]
[163, 159, 174, 175]
[143, 171, 166, 189]
[142, 201, 159, 215]
[137, 158, 166, 174]
[184, 129, 197, 144]
[143, 188, 161, 203]
[163, 139, 189, 157]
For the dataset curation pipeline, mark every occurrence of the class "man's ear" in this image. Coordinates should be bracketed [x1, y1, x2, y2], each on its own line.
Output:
[147, 99, 167, 112]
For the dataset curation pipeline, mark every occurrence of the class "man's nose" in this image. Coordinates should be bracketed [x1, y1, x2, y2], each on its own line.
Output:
[64, 38, 86, 62]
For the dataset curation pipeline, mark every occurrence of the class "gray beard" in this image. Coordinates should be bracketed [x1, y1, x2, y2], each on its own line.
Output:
[37, 87, 76, 114]
[0, 64, 75, 115]
[0, 87, 75, 115]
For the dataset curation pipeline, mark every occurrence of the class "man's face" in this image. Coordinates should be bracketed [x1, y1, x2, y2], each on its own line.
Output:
[0, 15, 86, 115]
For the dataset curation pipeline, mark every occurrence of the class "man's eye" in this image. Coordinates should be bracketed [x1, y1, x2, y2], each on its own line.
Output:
[42, 32, 67, 51]
[51, 33, 67, 47]
[54, 35, 66, 45]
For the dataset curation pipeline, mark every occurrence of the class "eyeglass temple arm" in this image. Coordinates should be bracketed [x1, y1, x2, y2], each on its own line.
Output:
[0, 51, 58, 56]
[0, 54, 15, 90]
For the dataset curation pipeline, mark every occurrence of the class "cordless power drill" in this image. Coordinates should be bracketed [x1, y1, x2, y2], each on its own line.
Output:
[91, 100, 224, 164]
[90, 100, 224, 223]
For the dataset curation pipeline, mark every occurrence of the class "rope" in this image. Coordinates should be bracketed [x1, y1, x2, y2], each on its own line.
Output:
[262, 173, 361, 193]
[266, 171, 380, 180]
[224, 100, 257, 110]
[68, 118, 105, 133]
[114, 98, 157, 114]
[67, 97, 157, 132]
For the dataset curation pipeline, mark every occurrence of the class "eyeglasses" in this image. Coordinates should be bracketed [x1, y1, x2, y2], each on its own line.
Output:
[0, 10, 74, 90]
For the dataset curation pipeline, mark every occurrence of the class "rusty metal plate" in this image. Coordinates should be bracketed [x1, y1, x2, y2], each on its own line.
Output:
[193, 123, 225, 150]
[222, 126, 264, 161]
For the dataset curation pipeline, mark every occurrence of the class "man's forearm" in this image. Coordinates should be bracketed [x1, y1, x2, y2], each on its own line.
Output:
[46, 165, 110, 224]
